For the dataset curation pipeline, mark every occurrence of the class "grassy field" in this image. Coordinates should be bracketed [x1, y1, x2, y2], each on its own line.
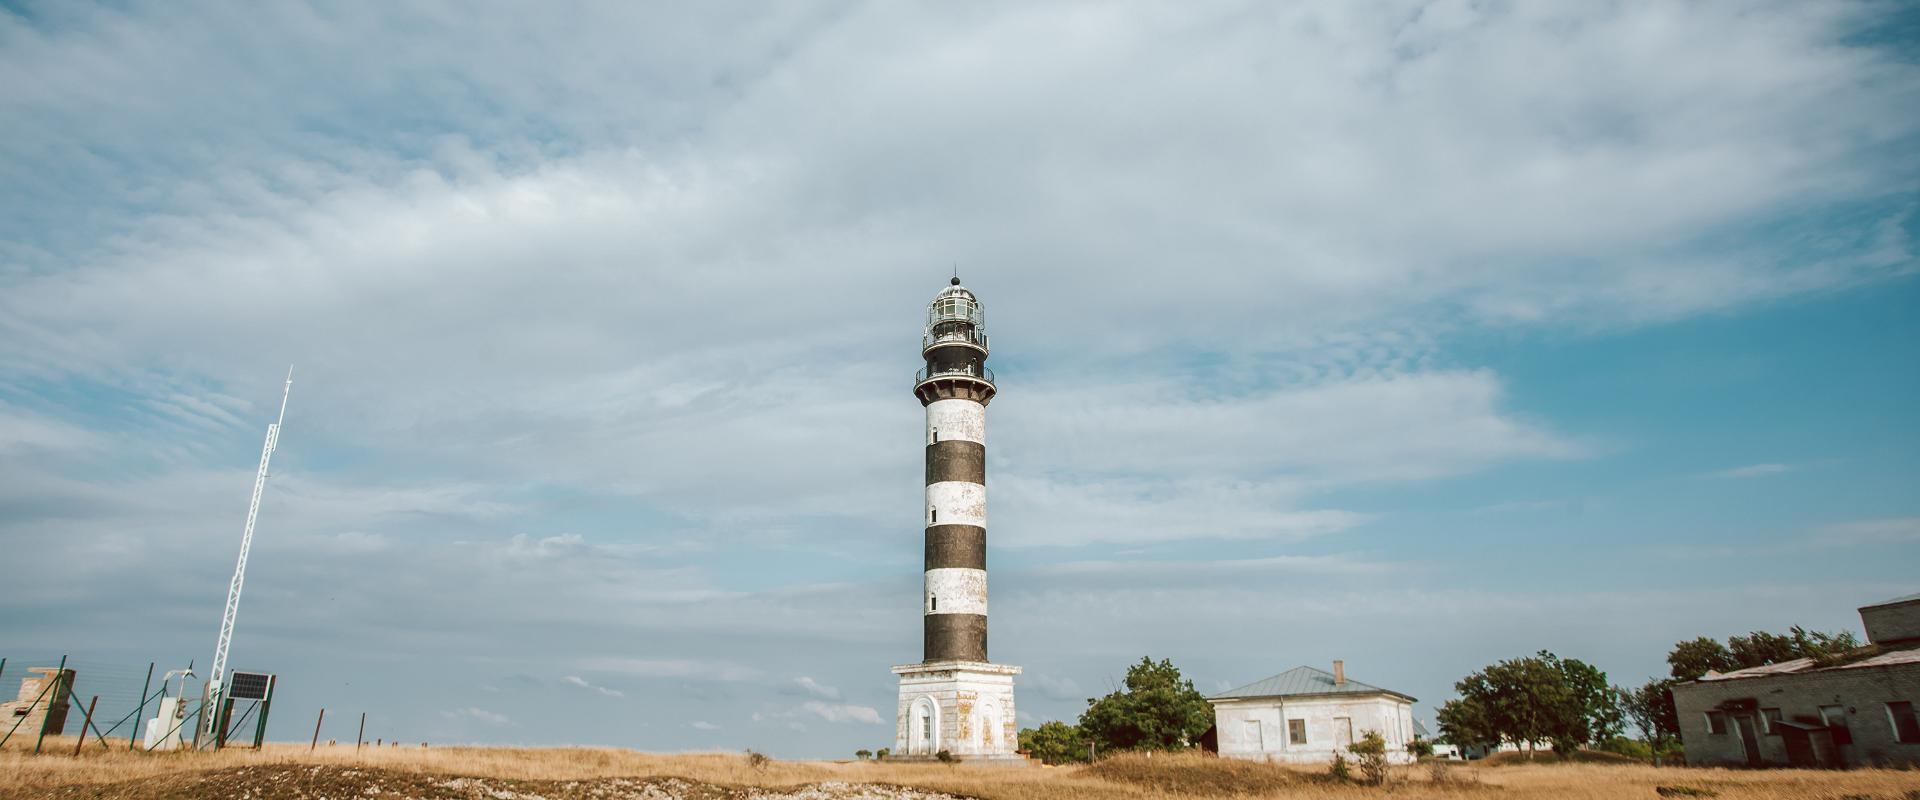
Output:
[3, 740, 1919, 799]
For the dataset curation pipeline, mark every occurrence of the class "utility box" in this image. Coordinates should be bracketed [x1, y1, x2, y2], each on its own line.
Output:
[143, 696, 190, 751]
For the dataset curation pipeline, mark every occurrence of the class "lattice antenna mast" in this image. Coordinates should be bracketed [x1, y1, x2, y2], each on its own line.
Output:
[204, 367, 292, 741]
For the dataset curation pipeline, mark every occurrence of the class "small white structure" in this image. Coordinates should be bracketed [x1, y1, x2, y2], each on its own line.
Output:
[1209, 661, 1418, 765]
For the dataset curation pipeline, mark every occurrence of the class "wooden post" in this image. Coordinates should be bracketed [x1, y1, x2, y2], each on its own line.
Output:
[310, 708, 326, 751]
[355, 712, 365, 752]
[72, 696, 99, 756]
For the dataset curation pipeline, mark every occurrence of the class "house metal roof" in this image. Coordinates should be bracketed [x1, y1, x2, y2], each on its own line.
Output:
[1207, 666, 1416, 702]
[1864, 592, 1920, 609]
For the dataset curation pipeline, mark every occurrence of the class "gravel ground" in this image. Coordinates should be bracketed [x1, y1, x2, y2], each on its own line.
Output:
[22, 764, 977, 800]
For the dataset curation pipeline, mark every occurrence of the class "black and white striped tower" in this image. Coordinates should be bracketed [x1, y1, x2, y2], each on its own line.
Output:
[918, 276, 994, 661]
[894, 277, 1020, 760]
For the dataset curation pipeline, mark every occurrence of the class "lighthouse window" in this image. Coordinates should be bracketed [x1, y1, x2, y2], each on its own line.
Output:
[930, 507, 937, 523]
[930, 595, 937, 612]
[931, 428, 939, 444]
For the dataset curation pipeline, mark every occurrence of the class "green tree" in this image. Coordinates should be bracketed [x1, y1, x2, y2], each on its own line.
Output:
[1440, 651, 1618, 757]
[1617, 679, 1680, 750]
[1018, 720, 1088, 765]
[854, 749, 872, 761]
[1436, 694, 1498, 752]
[1666, 637, 1735, 681]
[1077, 656, 1214, 752]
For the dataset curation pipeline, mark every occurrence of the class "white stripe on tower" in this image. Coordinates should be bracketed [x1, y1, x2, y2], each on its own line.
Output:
[926, 399, 985, 445]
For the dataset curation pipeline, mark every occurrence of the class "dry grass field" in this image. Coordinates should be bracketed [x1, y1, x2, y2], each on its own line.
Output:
[3, 741, 1918, 799]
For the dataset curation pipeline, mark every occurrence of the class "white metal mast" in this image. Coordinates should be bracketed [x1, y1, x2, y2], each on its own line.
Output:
[204, 367, 292, 742]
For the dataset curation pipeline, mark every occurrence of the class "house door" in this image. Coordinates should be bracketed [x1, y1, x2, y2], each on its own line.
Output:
[1243, 720, 1263, 752]
[1334, 717, 1353, 750]
[1733, 715, 1762, 767]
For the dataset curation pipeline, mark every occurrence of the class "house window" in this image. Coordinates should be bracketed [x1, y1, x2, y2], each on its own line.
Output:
[1288, 719, 1307, 745]
[1889, 701, 1920, 744]
[1761, 708, 1783, 735]
[1705, 711, 1728, 735]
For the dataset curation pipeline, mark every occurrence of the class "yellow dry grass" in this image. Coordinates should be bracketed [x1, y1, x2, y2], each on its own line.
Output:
[3, 741, 1918, 799]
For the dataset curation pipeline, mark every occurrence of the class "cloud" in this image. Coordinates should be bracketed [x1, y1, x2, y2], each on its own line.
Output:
[796, 702, 884, 725]
[691, 721, 720, 731]
[442, 707, 511, 726]
[577, 658, 763, 683]
[562, 675, 626, 698]
[1813, 518, 1920, 547]
[790, 676, 842, 701]
[1706, 463, 1794, 479]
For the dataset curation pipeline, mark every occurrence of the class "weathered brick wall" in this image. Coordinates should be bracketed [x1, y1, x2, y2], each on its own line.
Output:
[0, 668, 75, 738]
[1674, 661, 1920, 768]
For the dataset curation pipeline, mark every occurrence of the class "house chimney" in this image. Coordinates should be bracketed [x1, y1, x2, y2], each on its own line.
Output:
[1333, 660, 1346, 685]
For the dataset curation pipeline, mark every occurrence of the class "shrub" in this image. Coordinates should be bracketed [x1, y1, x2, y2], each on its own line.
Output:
[1407, 736, 1434, 759]
[854, 749, 872, 761]
[875, 747, 890, 761]
[935, 749, 955, 765]
[1347, 730, 1389, 786]
[745, 749, 770, 771]
[1329, 752, 1351, 781]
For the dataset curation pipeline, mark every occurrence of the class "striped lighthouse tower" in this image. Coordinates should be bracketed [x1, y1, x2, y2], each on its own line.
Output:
[893, 277, 1021, 762]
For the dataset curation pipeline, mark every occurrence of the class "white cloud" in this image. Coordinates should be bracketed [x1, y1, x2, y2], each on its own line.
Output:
[691, 721, 720, 731]
[578, 658, 763, 683]
[1813, 518, 1920, 547]
[796, 702, 884, 725]
[791, 676, 841, 701]
[562, 675, 626, 698]
[1706, 463, 1794, 479]
[442, 707, 510, 726]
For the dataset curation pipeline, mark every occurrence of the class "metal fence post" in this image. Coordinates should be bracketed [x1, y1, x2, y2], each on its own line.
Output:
[310, 708, 325, 751]
[356, 712, 365, 753]
[132, 662, 154, 750]
[33, 655, 68, 754]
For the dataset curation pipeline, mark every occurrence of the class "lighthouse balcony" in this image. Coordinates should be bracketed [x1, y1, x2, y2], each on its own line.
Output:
[914, 364, 996, 405]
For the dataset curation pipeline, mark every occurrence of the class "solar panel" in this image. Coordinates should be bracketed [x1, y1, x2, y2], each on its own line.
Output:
[229, 672, 273, 701]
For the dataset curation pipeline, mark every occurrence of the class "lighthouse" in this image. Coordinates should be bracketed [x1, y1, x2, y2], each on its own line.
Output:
[892, 277, 1021, 761]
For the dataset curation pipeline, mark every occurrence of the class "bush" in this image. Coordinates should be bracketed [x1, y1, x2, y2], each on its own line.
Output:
[1329, 752, 1351, 781]
[745, 749, 770, 771]
[1407, 736, 1434, 759]
[854, 749, 872, 761]
[1347, 730, 1389, 786]
[935, 749, 955, 764]
[875, 747, 890, 761]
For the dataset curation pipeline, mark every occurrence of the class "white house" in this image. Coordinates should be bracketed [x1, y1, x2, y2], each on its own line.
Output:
[1208, 661, 1419, 764]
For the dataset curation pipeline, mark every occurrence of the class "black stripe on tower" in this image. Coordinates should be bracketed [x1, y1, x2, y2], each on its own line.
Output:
[926, 440, 985, 484]
[925, 613, 988, 662]
[925, 524, 986, 570]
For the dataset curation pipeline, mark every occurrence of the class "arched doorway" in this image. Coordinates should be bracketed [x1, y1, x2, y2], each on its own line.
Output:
[910, 697, 939, 755]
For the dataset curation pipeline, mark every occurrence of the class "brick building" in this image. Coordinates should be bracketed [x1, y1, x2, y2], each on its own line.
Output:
[1673, 593, 1920, 768]
[1, 667, 75, 739]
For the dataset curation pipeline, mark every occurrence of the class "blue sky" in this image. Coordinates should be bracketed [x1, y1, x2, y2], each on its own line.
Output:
[1, 1, 1917, 757]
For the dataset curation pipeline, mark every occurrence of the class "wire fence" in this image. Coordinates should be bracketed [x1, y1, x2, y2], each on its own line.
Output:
[1, 652, 400, 758]
[0, 653, 208, 754]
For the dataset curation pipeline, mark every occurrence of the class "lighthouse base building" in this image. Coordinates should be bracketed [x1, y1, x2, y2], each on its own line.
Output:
[892, 661, 1021, 760]
[891, 278, 1022, 762]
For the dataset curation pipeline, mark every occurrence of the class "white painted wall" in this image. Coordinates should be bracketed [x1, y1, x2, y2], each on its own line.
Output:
[1213, 694, 1417, 765]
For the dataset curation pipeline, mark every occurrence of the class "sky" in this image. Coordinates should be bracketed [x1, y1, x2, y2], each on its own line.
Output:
[1, 1, 1917, 758]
